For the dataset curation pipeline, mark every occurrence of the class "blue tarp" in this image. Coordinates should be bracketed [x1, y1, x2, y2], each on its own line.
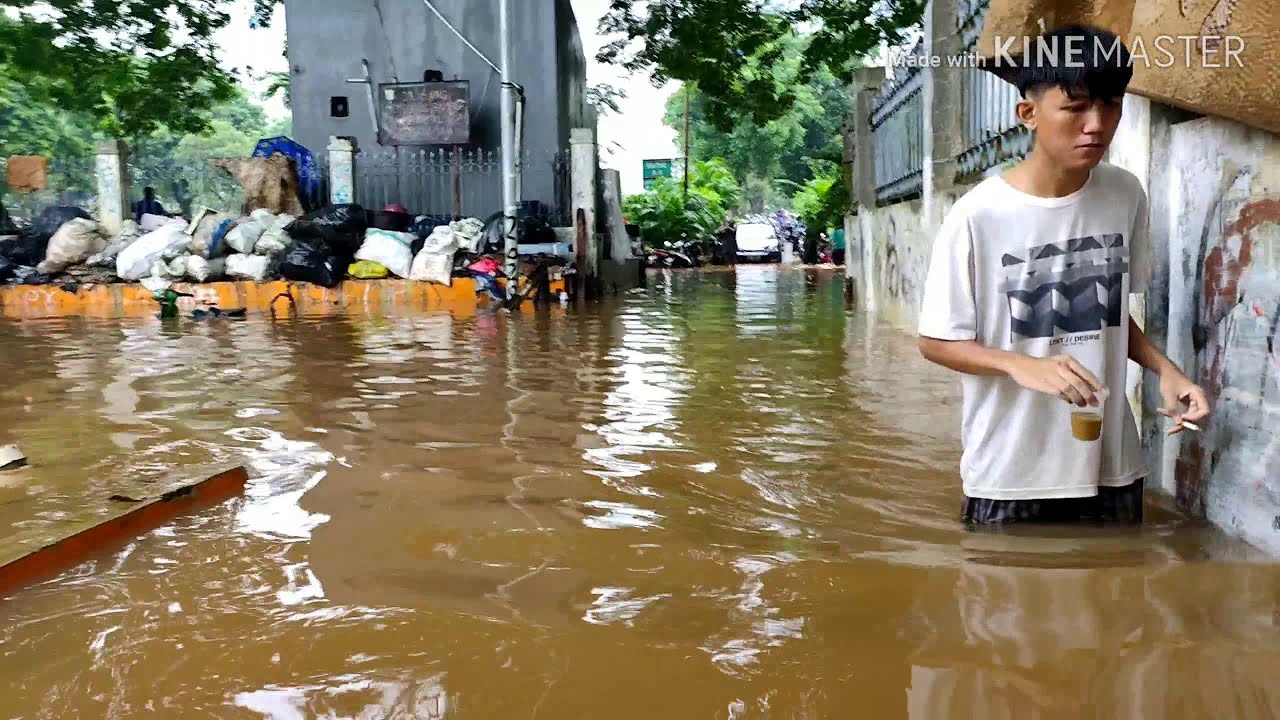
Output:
[253, 136, 321, 209]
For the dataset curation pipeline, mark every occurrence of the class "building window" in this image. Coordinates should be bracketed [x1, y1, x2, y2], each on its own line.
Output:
[330, 96, 349, 118]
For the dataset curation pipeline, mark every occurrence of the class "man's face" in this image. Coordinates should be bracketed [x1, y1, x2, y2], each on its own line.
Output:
[1020, 85, 1123, 171]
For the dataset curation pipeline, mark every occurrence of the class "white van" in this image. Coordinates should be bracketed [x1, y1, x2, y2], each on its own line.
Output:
[735, 223, 781, 263]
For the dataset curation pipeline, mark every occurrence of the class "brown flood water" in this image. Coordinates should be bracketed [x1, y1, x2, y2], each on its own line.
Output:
[2, 266, 1280, 719]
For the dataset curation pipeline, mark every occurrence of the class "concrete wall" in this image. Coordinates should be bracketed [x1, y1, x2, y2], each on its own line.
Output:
[853, 95, 1280, 553]
[848, 190, 966, 329]
[1143, 114, 1280, 553]
[283, 0, 589, 207]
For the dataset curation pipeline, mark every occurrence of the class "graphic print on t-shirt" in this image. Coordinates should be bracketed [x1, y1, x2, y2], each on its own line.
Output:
[999, 233, 1128, 341]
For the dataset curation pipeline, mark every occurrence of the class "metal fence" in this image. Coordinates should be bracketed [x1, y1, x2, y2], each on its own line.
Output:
[352, 148, 500, 218]
[347, 149, 572, 223]
[871, 36, 926, 205]
[131, 160, 247, 218]
[869, 0, 1034, 205]
[2, 147, 569, 229]
[955, 0, 1033, 180]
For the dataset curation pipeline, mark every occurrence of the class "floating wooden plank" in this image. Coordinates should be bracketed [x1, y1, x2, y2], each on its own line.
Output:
[0, 466, 249, 598]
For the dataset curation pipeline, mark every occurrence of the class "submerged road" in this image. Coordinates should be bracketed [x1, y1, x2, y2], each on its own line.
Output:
[1, 266, 1278, 718]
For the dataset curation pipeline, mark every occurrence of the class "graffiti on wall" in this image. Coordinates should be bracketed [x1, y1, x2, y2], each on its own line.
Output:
[876, 209, 926, 307]
[1175, 188, 1280, 516]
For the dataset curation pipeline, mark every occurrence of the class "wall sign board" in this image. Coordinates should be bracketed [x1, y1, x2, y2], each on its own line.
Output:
[378, 81, 470, 146]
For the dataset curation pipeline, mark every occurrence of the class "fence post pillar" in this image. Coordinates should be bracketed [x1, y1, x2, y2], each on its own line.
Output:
[922, 0, 962, 232]
[570, 128, 598, 299]
[95, 140, 130, 236]
[849, 68, 883, 311]
[327, 136, 357, 205]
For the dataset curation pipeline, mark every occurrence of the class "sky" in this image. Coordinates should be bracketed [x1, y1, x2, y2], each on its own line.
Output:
[568, 0, 680, 195]
[213, 0, 678, 196]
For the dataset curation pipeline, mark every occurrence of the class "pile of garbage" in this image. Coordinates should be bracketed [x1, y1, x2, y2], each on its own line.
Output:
[0, 203, 527, 292]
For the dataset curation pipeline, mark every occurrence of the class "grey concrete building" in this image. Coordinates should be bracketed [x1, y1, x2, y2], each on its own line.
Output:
[283, 0, 592, 215]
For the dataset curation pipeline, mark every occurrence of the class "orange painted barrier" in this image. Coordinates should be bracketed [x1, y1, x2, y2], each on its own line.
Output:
[0, 277, 566, 320]
[0, 466, 249, 598]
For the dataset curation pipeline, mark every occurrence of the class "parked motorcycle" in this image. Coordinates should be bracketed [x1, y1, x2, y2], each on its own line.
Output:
[645, 247, 697, 268]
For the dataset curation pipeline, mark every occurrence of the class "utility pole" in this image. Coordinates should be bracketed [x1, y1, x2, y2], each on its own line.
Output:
[499, 0, 518, 284]
[682, 89, 691, 201]
[420, 0, 518, 280]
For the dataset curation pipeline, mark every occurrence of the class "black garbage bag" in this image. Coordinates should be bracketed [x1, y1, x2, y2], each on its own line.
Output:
[0, 256, 14, 283]
[279, 240, 345, 288]
[1, 206, 91, 266]
[10, 266, 51, 285]
[284, 204, 369, 258]
[0, 203, 16, 234]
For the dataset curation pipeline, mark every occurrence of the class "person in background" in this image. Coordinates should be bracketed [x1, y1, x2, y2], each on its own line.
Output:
[133, 187, 166, 223]
[831, 226, 846, 265]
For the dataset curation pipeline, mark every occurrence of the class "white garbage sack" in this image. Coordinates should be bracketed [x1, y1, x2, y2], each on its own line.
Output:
[116, 222, 190, 281]
[225, 214, 273, 255]
[37, 218, 105, 274]
[140, 274, 171, 294]
[254, 214, 295, 256]
[186, 255, 226, 283]
[87, 220, 142, 267]
[354, 228, 415, 278]
[225, 253, 273, 282]
[166, 255, 190, 278]
[409, 247, 455, 285]
[161, 239, 190, 261]
[188, 209, 237, 259]
[420, 226, 457, 254]
[451, 218, 485, 254]
[139, 213, 171, 232]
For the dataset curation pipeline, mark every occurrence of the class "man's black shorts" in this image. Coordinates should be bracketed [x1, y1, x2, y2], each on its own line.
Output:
[961, 479, 1144, 524]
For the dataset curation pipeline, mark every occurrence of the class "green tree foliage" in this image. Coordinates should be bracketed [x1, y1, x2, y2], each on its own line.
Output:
[0, 5, 243, 138]
[0, 70, 98, 202]
[2, 76, 273, 215]
[664, 33, 851, 212]
[131, 90, 271, 214]
[598, 0, 923, 129]
[787, 159, 847, 233]
[623, 159, 742, 249]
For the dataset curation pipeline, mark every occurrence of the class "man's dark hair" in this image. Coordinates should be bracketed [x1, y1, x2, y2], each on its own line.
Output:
[143, 186, 155, 196]
[1012, 24, 1133, 100]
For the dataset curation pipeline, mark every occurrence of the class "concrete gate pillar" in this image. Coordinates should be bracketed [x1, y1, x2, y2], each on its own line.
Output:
[327, 136, 358, 206]
[922, 0, 963, 234]
[570, 128, 599, 294]
[95, 141, 130, 236]
[849, 68, 884, 311]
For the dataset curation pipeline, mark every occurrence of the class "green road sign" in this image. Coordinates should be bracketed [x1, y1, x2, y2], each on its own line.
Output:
[642, 159, 674, 184]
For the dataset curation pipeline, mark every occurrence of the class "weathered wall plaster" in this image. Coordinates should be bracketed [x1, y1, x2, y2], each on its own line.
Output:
[851, 192, 964, 329]
[1148, 115, 1280, 552]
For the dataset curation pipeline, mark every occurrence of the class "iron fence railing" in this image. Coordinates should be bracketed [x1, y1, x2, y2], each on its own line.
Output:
[870, 36, 926, 205]
[956, 0, 1033, 179]
[1, 147, 570, 229]
[347, 148, 571, 223]
[865, 1, 1035, 202]
[352, 148, 501, 218]
[0, 156, 97, 224]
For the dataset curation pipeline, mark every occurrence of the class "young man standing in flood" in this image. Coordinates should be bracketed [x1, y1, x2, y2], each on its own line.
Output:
[917, 24, 1210, 524]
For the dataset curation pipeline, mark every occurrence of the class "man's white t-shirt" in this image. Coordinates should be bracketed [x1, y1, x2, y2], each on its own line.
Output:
[918, 162, 1152, 500]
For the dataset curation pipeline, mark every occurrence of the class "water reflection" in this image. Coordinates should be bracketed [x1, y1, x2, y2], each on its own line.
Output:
[0, 267, 1278, 718]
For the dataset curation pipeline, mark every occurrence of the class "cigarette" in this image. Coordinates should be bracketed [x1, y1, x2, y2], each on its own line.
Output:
[1179, 420, 1202, 431]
